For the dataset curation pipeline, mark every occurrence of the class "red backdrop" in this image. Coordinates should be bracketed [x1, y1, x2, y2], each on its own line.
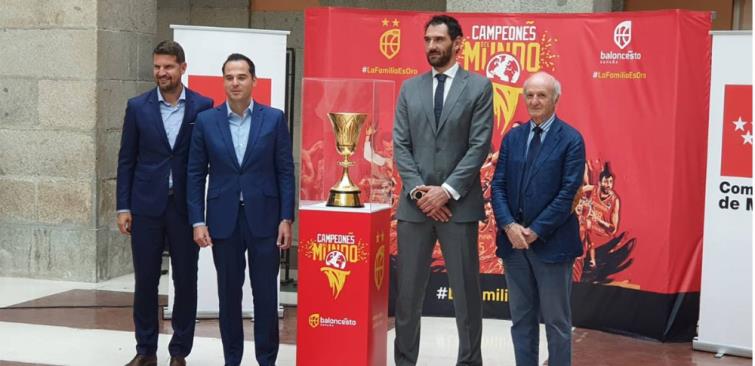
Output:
[302, 7, 711, 341]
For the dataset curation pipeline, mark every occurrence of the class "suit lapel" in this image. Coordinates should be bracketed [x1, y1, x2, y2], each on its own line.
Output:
[420, 72, 437, 135]
[437, 68, 469, 133]
[215, 103, 241, 171]
[149, 89, 172, 151]
[241, 102, 264, 169]
[173, 91, 195, 151]
[523, 119, 563, 190]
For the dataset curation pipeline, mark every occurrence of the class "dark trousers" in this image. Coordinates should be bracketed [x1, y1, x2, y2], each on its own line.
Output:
[394, 220, 482, 366]
[212, 206, 280, 366]
[131, 195, 199, 357]
[502, 249, 574, 366]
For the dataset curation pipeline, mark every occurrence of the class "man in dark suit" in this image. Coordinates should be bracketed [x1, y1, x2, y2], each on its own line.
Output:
[491, 71, 585, 366]
[392, 15, 493, 366]
[116, 40, 214, 366]
[187, 53, 295, 366]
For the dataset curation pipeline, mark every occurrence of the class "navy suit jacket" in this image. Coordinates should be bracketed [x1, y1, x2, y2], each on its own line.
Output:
[187, 102, 295, 240]
[116, 87, 214, 217]
[491, 116, 585, 263]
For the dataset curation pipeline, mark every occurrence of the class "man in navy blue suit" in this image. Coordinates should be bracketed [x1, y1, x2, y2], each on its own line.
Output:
[187, 53, 295, 366]
[116, 40, 214, 366]
[491, 71, 585, 366]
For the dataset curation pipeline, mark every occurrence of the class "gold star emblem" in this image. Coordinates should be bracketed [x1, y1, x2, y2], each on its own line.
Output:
[382, 18, 389, 27]
[392, 19, 400, 27]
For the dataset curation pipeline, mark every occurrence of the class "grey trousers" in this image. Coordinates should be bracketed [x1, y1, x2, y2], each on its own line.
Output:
[394, 220, 482, 366]
[502, 249, 574, 366]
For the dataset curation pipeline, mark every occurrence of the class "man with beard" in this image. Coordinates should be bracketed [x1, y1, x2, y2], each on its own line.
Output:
[585, 162, 621, 267]
[117, 40, 214, 366]
[392, 15, 493, 366]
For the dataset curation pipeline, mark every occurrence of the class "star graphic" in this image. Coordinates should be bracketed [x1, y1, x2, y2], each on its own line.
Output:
[732, 116, 747, 131]
[742, 130, 753, 145]
[381, 18, 389, 27]
[392, 19, 400, 27]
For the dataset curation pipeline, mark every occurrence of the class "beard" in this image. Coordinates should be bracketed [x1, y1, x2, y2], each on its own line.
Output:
[156, 77, 181, 94]
[426, 46, 453, 68]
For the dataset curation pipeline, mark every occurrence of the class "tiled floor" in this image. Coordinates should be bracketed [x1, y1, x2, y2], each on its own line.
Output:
[0, 275, 749, 366]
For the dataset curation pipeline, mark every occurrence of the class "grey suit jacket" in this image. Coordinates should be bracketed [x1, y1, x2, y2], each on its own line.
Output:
[393, 67, 493, 223]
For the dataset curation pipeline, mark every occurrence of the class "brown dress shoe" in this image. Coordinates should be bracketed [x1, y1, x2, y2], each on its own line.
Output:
[170, 356, 186, 366]
[125, 354, 157, 366]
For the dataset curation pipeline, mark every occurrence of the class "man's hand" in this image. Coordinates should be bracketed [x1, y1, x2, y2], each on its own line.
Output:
[505, 223, 529, 250]
[277, 220, 293, 250]
[117, 212, 132, 235]
[427, 205, 452, 222]
[193, 225, 213, 248]
[416, 185, 450, 214]
[522, 227, 539, 245]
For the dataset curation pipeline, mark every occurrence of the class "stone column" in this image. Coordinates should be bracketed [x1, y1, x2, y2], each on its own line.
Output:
[0, 0, 156, 282]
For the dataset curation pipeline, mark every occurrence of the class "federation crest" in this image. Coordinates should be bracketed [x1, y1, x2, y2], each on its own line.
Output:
[308, 313, 320, 328]
[374, 244, 385, 290]
[613, 20, 632, 50]
[380, 28, 401, 59]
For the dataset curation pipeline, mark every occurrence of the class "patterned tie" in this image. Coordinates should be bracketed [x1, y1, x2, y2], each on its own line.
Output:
[517, 125, 544, 220]
[434, 73, 447, 127]
[524, 125, 544, 175]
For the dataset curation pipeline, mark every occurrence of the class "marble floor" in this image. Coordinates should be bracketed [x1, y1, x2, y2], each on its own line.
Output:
[0, 275, 749, 366]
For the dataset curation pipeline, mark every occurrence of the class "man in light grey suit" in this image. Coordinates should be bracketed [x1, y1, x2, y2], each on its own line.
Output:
[392, 14, 493, 366]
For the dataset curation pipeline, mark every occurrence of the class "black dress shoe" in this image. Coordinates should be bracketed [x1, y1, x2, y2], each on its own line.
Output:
[125, 354, 157, 366]
[170, 356, 187, 366]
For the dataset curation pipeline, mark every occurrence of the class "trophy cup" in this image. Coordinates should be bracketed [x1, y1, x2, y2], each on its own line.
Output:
[326, 112, 368, 208]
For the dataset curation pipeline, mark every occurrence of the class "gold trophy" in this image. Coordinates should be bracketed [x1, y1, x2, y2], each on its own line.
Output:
[326, 112, 368, 207]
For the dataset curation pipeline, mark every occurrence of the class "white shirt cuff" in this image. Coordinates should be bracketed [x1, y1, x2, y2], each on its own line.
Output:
[441, 183, 460, 200]
[116, 209, 130, 214]
[192, 222, 206, 228]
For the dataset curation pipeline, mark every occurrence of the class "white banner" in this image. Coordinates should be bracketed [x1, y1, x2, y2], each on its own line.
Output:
[695, 31, 752, 358]
[167, 25, 289, 318]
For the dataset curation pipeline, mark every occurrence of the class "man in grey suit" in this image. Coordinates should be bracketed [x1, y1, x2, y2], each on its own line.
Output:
[392, 14, 493, 366]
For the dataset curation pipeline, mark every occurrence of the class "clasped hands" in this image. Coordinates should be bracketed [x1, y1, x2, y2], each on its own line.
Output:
[504, 223, 539, 250]
[414, 185, 452, 222]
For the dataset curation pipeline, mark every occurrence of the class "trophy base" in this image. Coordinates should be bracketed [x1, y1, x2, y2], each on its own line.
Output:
[327, 190, 363, 208]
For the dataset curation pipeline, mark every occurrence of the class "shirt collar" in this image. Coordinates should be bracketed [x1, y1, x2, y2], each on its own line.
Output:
[226, 100, 255, 119]
[530, 113, 556, 133]
[432, 62, 460, 80]
[156, 86, 186, 106]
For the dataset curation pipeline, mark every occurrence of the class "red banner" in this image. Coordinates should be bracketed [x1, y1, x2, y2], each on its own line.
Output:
[297, 207, 391, 366]
[303, 8, 711, 340]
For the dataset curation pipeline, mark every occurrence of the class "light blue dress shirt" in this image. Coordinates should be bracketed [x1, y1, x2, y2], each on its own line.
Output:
[157, 87, 186, 188]
[525, 113, 556, 157]
[227, 101, 254, 202]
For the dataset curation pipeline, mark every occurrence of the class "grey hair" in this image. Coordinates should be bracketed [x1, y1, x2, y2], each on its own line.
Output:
[524, 71, 561, 100]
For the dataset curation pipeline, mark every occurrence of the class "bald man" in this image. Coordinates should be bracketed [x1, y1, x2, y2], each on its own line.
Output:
[490, 72, 585, 366]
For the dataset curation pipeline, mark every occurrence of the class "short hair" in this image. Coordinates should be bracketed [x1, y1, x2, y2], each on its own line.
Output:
[153, 40, 185, 64]
[599, 162, 614, 180]
[222, 53, 256, 77]
[425, 15, 463, 40]
[523, 71, 562, 100]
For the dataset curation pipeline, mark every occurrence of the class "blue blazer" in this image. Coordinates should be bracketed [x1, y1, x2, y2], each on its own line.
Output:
[186, 102, 295, 240]
[116, 88, 213, 217]
[491, 116, 586, 263]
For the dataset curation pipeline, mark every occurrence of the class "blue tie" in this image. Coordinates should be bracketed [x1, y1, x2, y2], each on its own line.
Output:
[434, 73, 447, 127]
[517, 125, 543, 221]
[524, 126, 543, 175]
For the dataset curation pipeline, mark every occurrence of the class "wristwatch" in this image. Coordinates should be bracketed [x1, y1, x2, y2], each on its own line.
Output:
[411, 189, 424, 200]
